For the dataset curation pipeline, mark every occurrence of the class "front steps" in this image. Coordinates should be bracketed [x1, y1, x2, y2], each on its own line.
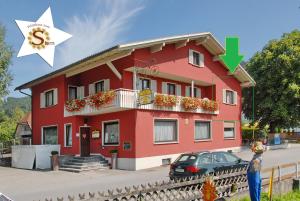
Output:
[59, 155, 109, 173]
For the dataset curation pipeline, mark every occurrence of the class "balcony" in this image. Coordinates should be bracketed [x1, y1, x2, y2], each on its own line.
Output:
[64, 88, 219, 117]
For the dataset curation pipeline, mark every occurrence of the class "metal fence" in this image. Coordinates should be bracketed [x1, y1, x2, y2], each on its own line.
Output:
[40, 165, 248, 201]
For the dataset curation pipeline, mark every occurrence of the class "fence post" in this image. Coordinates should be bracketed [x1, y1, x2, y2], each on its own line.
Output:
[278, 166, 281, 182]
[296, 163, 299, 178]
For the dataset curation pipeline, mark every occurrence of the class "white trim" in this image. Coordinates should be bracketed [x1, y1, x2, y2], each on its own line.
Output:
[223, 88, 237, 105]
[153, 118, 179, 144]
[175, 39, 189, 49]
[102, 119, 120, 146]
[64, 123, 72, 147]
[114, 145, 243, 170]
[68, 85, 78, 100]
[106, 61, 122, 80]
[223, 121, 236, 139]
[188, 49, 204, 67]
[194, 119, 212, 141]
[150, 42, 165, 53]
[41, 124, 58, 145]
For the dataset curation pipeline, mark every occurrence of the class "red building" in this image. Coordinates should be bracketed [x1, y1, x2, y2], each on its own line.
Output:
[15, 33, 255, 170]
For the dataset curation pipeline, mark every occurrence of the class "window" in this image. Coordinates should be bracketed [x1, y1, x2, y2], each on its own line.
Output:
[141, 78, 151, 90]
[195, 121, 211, 140]
[222, 152, 239, 163]
[65, 124, 72, 147]
[43, 126, 58, 145]
[224, 121, 235, 139]
[212, 152, 239, 163]
[68, 86, 77, 100]
[45, 90, 54, 107]
[226, 90, 234, 104]
[95, 80, 105, 93]
[187, 87, 201, 98]
[193, 51, 200, 66]
[154, 119, 178, 143]
[103, 121, 119, 145]
[189, 49, 204, 67]
[198, 153, 212, 164]
[167, 83, 176, 95]
[223, 89, 237, 105]
[176, 154, 197, 163]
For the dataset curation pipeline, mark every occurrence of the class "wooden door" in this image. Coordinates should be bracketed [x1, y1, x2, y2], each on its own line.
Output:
[80, 127, 90, 157]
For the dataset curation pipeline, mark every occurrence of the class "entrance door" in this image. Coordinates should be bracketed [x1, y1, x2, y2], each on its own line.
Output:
[80, 127, 90, 157]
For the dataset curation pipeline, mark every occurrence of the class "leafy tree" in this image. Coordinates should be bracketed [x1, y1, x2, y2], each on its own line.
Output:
[0, 107, 24, 143]
[243, 30, 300, 132]
[0, 24, 13, 98]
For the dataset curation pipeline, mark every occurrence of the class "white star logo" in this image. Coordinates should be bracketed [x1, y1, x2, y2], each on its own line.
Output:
[16, 7, 72, 66]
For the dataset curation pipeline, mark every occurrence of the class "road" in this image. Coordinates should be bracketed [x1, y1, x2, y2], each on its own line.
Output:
[1, 144, 300, 201]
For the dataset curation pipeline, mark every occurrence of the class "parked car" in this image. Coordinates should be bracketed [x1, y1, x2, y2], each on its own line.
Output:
[0, 193, 13, 201]
[169, 151, 249, 180]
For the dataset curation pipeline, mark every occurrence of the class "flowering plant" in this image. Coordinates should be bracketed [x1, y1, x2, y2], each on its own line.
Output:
[65, 99, 86, 112]
[154, 94, 178, 107]
[201, 98, 218, 112]
[181, 97, 202, 111]
[87, 90, 116, 108]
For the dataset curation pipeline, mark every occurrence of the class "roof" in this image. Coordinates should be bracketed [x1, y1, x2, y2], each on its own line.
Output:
[15, 32, 255, 90]
[18, 112, 32, 128]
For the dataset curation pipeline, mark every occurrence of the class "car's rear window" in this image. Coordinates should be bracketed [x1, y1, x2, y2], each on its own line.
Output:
[176, 154, 197, 162]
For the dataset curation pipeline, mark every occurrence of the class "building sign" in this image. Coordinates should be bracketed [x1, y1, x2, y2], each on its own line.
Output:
[138, 89, 154, 105]
[92, 130, 100, 139]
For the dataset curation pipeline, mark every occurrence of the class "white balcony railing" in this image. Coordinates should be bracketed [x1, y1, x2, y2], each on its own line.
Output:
[64, 88, 219, 117]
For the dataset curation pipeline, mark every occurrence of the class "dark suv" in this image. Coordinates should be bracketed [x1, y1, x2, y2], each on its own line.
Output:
[169, 151, 248, 180]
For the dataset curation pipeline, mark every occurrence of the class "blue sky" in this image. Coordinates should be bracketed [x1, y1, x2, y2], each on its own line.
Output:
[0, 0, 299, 97]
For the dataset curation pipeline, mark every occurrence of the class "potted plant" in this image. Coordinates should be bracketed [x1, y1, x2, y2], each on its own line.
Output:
[110, 149, 118, 169]
[50, 150, 59, 171]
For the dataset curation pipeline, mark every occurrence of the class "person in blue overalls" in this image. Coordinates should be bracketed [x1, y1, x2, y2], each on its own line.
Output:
[247, 141, 264, 201]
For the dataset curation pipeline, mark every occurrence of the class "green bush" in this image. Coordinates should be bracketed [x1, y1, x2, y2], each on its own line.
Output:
[236, 191, 300, 201]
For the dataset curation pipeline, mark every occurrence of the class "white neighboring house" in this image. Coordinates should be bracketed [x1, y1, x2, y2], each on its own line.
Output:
[15, 112, 32, 145]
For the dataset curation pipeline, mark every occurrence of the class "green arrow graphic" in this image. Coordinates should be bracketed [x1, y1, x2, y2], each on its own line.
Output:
[220, 37, 244, 73]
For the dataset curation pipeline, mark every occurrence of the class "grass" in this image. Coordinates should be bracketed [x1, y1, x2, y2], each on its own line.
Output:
[233, 191, 300, 201]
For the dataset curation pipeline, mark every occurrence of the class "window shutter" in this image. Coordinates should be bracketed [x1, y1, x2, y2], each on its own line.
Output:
[223, 89, 227, 103]
[234, 91, 238, 105]
[89, 83, 95, 95]
[150, 80, 157, 92]
[137, 78, 142, 90]
[77, 86, 85, 99]
[188, 49, 193, 64]
[40, 92, 45, 108]
[53, 88, 58, 105]
[185, 86, 190, 97]
[199, 53, 204, 67]
[104, 79, 110, 91]
[176, 84, 181, 96]
[196, 88, 201, 98]
[162, 82, 167, 94]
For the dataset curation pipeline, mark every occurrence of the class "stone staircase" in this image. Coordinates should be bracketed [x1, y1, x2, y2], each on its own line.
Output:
[59, 155, 109, 172]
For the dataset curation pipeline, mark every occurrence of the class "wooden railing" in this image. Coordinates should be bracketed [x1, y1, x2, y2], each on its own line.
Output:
[64, 88, 219, 117]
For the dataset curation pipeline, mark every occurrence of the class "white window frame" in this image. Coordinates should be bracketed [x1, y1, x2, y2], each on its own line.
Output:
[102, 119, 120, 146]
[140, 77, 151, 90]
[41, 88, 58, 108]
[223, 89, 237, 105]
[223, 121, 236, 139]
[68, 85, 78, 100]
[44, 89, 54, 107]
[194, 119, 212, 142]
[189, 49, 204, 67]
[41, 124, 58, 145]
[153, 118, 179, 145]
[64, 123, 72, 147]
[94, 79, 105, 93]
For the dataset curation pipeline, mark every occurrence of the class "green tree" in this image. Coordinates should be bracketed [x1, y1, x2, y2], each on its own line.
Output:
[243, 30, 300, 132]
[0, 24, 13, 98]
[0, 107, 24, 143]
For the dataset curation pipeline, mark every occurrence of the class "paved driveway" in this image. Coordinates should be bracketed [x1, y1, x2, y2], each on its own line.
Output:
[1, 144, 300, 201]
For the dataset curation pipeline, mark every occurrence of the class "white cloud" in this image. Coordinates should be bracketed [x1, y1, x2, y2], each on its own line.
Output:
[55, 0, 144, 67]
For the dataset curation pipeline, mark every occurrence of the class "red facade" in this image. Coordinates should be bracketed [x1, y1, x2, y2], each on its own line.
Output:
[27, 36, 251, 170]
